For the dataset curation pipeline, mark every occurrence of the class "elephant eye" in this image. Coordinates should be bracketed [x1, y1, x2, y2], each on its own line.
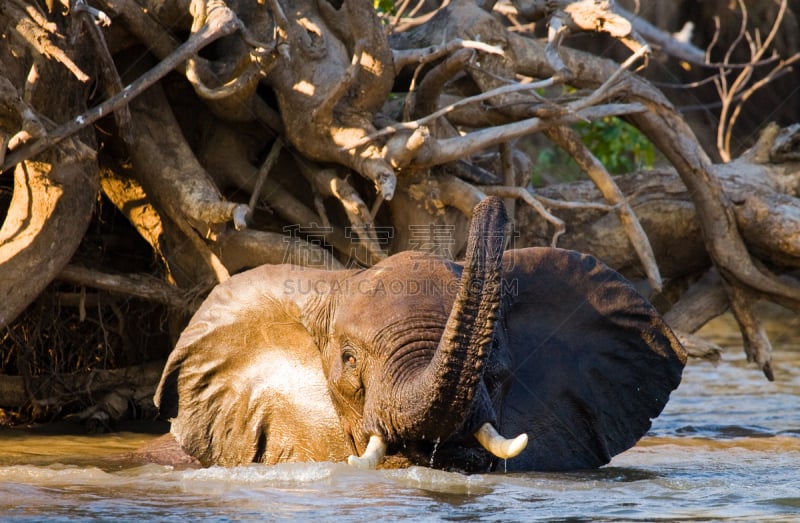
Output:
[342, 350, 357, 369]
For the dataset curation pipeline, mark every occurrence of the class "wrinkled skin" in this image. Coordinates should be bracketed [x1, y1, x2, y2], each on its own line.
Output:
[154, 197, 686, 472]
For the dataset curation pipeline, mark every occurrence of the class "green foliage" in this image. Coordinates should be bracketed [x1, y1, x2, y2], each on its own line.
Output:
[531, 117, 655, 186]
[574, 117, 655, 174]
[374, 0, 395, 14]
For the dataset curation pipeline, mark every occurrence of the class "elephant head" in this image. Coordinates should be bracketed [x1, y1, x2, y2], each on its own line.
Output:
[154, 196, 686, 471]
[155, 197, 523, 467]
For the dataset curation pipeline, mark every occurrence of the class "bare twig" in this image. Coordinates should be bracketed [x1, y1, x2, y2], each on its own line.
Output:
[295, 159, 388, 265]
[481, 185, 566, 246]
[2, 2, 247, 172]
[391, 0, 451, 33]
[71, 0, 133, 144]
[344, 76, 560, 151]
[615, 6, 707, 64]
[527, 194, 615, 212]
[350, 42, 648, 169]
[714, 0, 793, 161]
[248, 139, 282, 216]
[392, 38, 504, 73]
[723, 52, 800, 158]
[574, 44, 651, 108]
[724, 281, 774, 380]
[543, 125, 663, 292]
[426, 102, 647, 167]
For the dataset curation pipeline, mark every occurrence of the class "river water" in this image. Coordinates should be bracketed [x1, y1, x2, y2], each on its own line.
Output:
[1, 312, 799, 522]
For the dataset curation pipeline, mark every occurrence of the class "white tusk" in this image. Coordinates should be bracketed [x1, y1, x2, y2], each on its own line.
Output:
[347, 435, 387, 469]
[474, 422, 528, 459]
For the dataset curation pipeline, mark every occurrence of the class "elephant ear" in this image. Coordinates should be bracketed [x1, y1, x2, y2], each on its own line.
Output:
[154, 265, 353, 467]
[497, 247, 687, 471]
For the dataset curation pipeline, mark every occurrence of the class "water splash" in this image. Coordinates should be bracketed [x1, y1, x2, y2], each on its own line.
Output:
[429, 437, 440, 468]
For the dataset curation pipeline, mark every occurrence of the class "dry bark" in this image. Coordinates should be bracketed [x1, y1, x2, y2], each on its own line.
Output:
[0, 6, 98, 330]
[516, 145, 800, 279]
[263, 0, 398, 199]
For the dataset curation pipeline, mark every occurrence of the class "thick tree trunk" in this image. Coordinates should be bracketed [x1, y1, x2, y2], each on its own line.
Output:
[0, 15, 98, 329]
[516, 154, 800, 282]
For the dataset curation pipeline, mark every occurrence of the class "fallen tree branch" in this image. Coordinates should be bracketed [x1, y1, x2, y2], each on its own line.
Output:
[0, 360, 164, 409]
[57, 265, 191, 310]
[5, 0, 90, 83]
[615, 5, 706, 64]
[512, 135, 800, 375]
[392, 38, 504, 73]
[296, 159, 388, 265]
[2, 1, 247, 172]
[388, 42, 649, 169]
[72, 0, 133, 144]
[247, 139, 282, 218]
[346, 75, 561, 151]
[724, 281, 774, 380]
[414, 102, 647, 167]
[262, 0, 397, 200]
[498, 18, 800, 378]
[0, 15, 99, 329]
[127, 82, 246, 236]
[673, 330, 723, 363]
[196, 123, 356, 259]
[214, 228, 344, 272]
[664, 270, 730, 334]
[98, 163, 218, 289]
[516, 157, 800, 278]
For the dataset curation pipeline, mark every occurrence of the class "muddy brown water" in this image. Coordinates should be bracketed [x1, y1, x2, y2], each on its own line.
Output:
[1, 312, 798, 522]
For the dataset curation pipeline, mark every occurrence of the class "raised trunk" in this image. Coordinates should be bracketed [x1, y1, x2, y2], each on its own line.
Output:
[390, 196, 508, 441]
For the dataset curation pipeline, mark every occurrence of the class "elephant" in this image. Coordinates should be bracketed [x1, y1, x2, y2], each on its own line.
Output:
[154, 196, 686, 472]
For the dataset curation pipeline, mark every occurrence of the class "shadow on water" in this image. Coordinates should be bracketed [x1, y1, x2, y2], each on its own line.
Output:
[674, 424, 777, 438]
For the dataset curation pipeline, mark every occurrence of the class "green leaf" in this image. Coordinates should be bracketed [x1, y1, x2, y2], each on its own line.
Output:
[374, 0, 395, 14]
[575, 117, 655, 174]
